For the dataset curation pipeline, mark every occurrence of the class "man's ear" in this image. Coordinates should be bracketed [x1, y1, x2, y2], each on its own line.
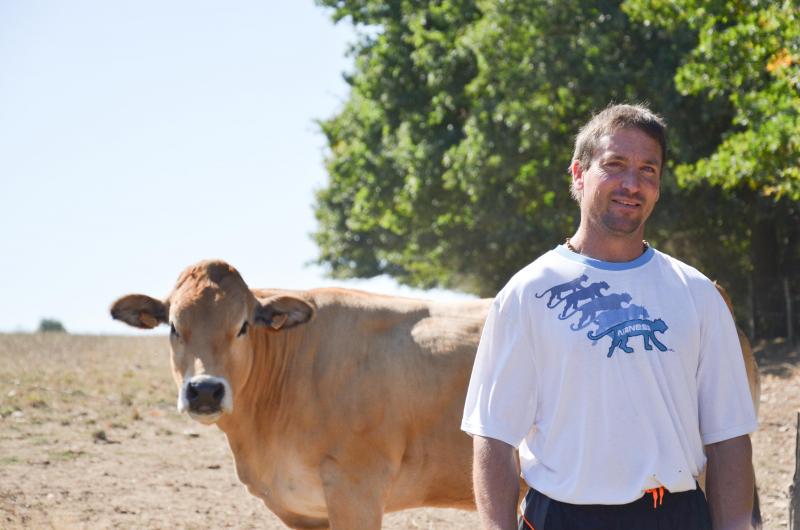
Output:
[110, 294, 168, 329]
[570, 159, 585, 192]
[254, 295, 315, 331]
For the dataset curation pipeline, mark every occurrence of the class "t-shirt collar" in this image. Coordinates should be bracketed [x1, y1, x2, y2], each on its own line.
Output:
[554, 244, 655, 271]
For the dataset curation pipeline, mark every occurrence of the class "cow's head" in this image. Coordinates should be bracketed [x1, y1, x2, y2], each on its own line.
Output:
[110, 260, 315, 425]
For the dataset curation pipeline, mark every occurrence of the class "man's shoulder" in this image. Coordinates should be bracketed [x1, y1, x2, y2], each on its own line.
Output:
[653, 248, 711, 281]
[493, 248, 582, 306]
[651, 248, 720, 297]
[503, 249, 567, 290]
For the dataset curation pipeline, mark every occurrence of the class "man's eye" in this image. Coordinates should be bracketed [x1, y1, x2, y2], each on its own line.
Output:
[170, 323, 180, 338]
[237, 321, 249, 337]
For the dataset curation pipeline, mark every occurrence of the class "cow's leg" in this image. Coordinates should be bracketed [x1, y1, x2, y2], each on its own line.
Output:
[319, 458, 388, 530]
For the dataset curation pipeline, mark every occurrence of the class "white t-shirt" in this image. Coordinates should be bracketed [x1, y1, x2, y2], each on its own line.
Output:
[461, 245, 758, 505]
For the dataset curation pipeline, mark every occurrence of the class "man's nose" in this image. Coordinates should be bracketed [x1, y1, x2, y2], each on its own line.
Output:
[619, 168, 641, 192]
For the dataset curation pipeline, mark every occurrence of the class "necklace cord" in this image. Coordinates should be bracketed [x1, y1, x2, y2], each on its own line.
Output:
[564, 237, 649, 256]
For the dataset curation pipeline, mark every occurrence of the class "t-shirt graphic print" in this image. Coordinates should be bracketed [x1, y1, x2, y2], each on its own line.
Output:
[536, 274, 669, 357]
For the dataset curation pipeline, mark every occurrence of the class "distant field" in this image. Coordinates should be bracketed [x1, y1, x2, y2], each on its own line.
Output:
[0, 333, 797, 529]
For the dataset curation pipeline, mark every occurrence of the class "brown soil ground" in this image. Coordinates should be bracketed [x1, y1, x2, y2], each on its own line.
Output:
[0, 333, 797, 529]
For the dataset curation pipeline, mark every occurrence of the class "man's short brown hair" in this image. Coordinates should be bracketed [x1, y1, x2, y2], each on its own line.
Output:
[570, 103, 667, 201]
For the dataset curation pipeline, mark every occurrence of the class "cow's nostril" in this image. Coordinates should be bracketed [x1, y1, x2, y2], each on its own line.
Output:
[187, 380, 225, 411]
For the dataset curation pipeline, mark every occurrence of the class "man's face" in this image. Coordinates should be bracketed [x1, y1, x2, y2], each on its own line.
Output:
[571, 127, 662, 237]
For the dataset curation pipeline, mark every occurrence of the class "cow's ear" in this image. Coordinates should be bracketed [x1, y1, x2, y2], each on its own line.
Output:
[254, 295, 315, 331]
[110, 294, 168, 329]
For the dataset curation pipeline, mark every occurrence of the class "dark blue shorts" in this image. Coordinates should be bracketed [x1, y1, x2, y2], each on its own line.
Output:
[518, 485, 711, 530]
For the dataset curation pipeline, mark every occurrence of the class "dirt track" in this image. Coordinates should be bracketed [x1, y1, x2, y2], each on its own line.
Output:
[1, 333, 797, 529]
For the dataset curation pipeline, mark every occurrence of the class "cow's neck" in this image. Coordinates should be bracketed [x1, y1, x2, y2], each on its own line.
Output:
[219, 326, 315, 438]
[214, 327, 322, 520]
[212, 330, 303, 503]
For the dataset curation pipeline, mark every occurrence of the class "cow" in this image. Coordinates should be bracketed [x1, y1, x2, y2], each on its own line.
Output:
[110, 260, 761, 529]
[714, 282, 761, 417]
[702, 283, 763, 529]
[111, 259, 489, 529]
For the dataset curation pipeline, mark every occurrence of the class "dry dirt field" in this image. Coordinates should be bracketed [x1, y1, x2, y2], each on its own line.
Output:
[1, 333, 798, 529]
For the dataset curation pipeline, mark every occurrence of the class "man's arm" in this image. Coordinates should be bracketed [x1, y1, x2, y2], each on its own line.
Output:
[704, 434, 754, 530]
[473, 435, 520, 530]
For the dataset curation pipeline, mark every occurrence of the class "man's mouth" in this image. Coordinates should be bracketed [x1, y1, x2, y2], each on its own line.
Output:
[611, 197, 641, 208]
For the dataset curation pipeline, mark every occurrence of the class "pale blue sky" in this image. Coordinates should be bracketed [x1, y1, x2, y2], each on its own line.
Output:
[0, 1, 472, 334]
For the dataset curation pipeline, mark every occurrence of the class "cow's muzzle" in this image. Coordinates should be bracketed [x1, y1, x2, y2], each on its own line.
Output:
[179, 375, 233, 424]
[188, 379, 224, 412]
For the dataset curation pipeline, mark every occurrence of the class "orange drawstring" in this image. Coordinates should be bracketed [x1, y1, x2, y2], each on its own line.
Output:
[520, 512, 536, 529]
[644, 486, 665, 509]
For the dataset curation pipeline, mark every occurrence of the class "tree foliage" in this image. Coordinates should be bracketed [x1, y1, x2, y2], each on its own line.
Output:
[623, 0, 800, 200]
[314, 0, 799, 337]
[314, 0, 732, 296]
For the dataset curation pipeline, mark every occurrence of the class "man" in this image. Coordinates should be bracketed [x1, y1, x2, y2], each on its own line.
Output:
[461, 104, 757, 530]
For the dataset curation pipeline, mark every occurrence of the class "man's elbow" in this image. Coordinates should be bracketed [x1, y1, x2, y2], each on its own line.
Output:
[705, 434, 752, 461]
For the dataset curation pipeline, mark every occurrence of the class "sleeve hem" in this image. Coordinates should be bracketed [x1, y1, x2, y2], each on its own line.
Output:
[701, 420, 759, 445]
[460, 420, 523, 448]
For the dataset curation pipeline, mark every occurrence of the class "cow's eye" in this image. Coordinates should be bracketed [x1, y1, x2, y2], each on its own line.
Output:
[170, 323, 180, 338]
[237, 321, 249, 338]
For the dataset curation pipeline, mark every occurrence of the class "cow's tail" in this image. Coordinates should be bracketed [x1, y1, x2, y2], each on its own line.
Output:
[534, 290, 546, 299]
[752, 478, 762, 529]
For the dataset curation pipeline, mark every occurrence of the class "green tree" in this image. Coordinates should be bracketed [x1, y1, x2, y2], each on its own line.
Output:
[314, 0, 798, 339]
[623, 0, 800, 339]
[38, 318, 66, 333]
[314, 0, 733, 295]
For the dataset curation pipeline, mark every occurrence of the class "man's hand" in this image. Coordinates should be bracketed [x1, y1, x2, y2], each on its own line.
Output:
[704, 434, 755, 530]
[473, 435, 520, 530]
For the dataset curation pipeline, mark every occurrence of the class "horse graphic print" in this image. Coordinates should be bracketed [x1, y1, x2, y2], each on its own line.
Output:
[536, 275, 670, 357]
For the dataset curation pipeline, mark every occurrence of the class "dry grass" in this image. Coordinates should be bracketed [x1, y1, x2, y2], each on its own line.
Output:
[0, 334, 172, 418]
[0, 333, 797, 529]
[0, 333, 474, 529]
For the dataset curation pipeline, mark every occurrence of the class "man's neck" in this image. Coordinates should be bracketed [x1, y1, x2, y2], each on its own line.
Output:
[568, 226, 648, 263]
